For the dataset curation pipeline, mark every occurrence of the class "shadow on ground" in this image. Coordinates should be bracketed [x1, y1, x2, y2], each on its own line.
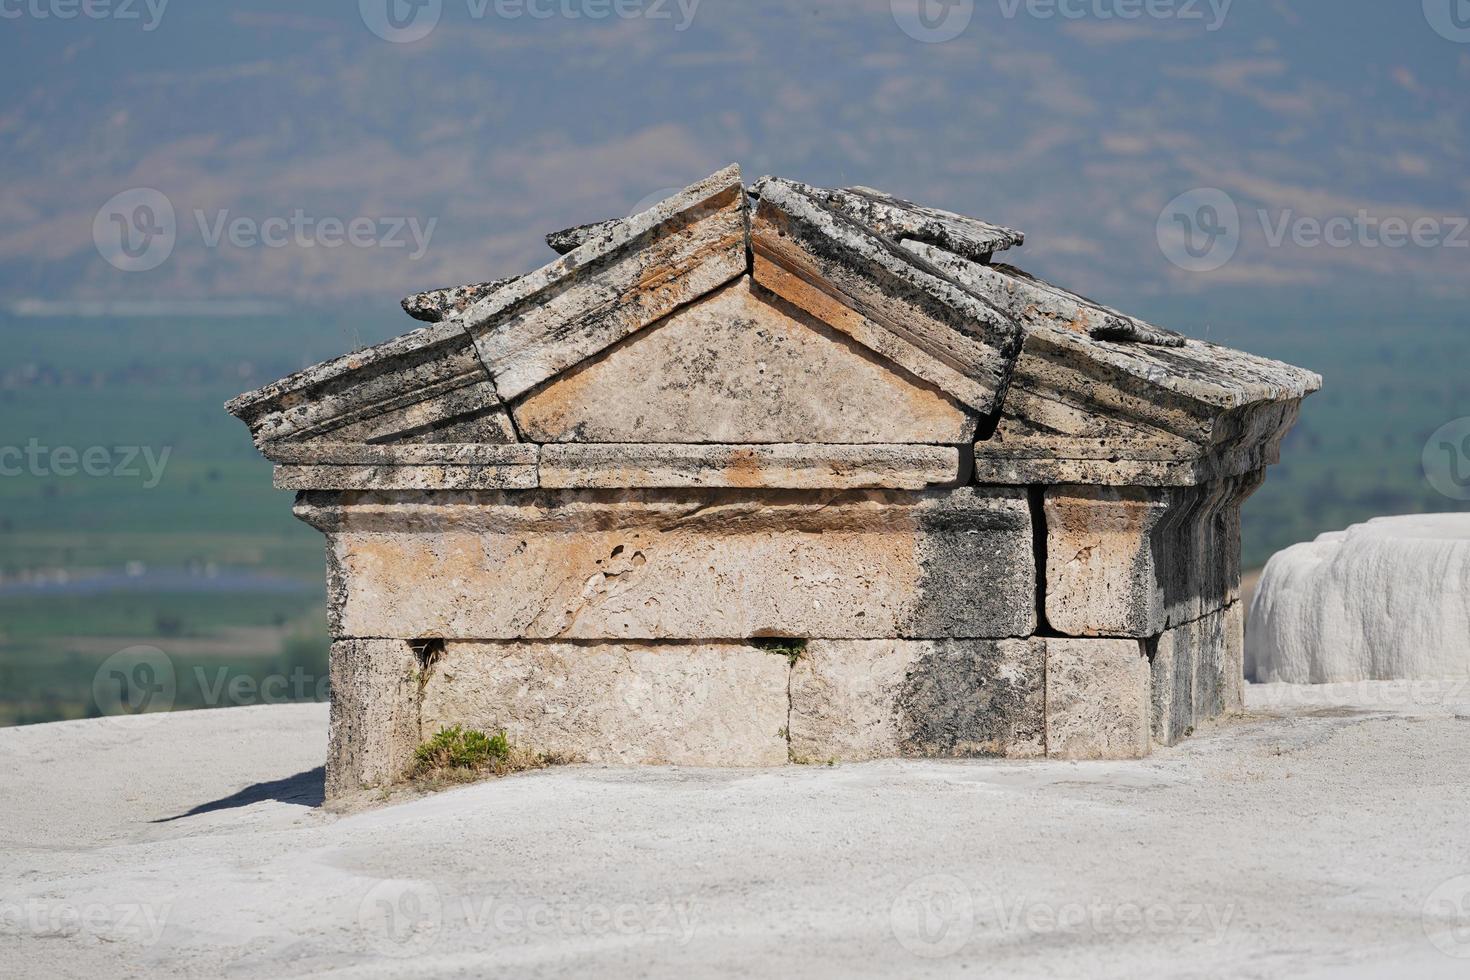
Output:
[153, 767, 325, 822]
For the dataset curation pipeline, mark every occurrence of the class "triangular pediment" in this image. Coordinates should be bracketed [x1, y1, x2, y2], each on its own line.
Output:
[511, 276, 980, 445]
[225, 163, 1320, 492]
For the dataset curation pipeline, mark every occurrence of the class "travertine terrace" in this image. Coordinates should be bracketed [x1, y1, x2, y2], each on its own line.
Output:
[227, 165, 1321, 798]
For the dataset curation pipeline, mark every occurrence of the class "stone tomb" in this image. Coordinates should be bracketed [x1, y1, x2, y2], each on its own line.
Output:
[227, 165, 1321, 797]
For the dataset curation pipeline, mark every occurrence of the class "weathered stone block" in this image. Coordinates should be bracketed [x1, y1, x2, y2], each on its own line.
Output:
[512, 277, 979, 446]
[1045, 638, 1152, 760]
[1222, 602, 1245, 716]
[538, 444, 960, 490]
[916, 242, 1320, 486]
[1044, 486, 1172, 637]
[274, 464, 538, 491]
[1148, 604, 1244, 747]
[805, 184, 1024, 262]
[465, 165, 749, 401]
[224, 319, 511, 450]
[326, 639, 422, 797]
[751, 178, 1023, 415]
[1044, 474, 1262, 638]
[788, 639, 1045, 762]
[298, 487, 1036, 642]
[1149, 629, 1194, 747]
[420, 642, 789, 767]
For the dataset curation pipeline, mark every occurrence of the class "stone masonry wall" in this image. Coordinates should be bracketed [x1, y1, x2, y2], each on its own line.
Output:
[318, 475, 1255, 798]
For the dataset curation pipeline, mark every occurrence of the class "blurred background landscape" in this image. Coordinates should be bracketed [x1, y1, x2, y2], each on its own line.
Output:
[2, 0, 1466, 724]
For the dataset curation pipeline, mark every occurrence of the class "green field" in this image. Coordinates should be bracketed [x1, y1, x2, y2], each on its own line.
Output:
[0, 309, 404, 726]
[1, 299, 1465, 726]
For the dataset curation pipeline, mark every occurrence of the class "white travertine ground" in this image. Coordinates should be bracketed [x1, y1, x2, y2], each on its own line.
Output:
[5, 687, 1470, 979]
[1247, 514, 1470, 682]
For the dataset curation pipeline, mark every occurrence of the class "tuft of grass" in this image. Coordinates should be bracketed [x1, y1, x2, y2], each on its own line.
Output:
[753, 637, 807, 667]
[409, 725, 568, 784]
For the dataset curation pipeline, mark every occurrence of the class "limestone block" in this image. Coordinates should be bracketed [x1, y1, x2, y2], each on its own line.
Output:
[1157, 473, 1259, 628]
[788, 639, 1045, 762]
[511, 277, 979, 445]
[296, 487, 1036, 642]
[539, 444, 960, 490]
[806, 185, 1024, 262]
[225, 319, 509, 450]
[905, 241, 1179, 346]
[401, 276, 520, 323]
[326, 639, 422, 798]
[545, 217, 623, 255]
[1149, 605, 1243, 747]
[918, 243, 1319, 484]
[273, 464, 538, 491]
[1044, 486, 1172, 637]
[465, 165, 749, 401]
[1223, 602, 1245, 715]
[263, 444, 538, 466]
[1044, 638, 1152, 760]
[751, 178, 1023, 415]
[1044, 474, 1261, 638]
[420, 642, 789, 767]
[309, 381, 517, 446]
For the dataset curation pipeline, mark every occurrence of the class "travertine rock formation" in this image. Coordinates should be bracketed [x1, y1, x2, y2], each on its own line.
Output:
[227, 164, 1321, 798]
[1247, 515, 1470, 683]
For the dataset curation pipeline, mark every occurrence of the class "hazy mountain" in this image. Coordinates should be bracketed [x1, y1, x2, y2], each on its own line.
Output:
[1, 0, 1466, 321]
